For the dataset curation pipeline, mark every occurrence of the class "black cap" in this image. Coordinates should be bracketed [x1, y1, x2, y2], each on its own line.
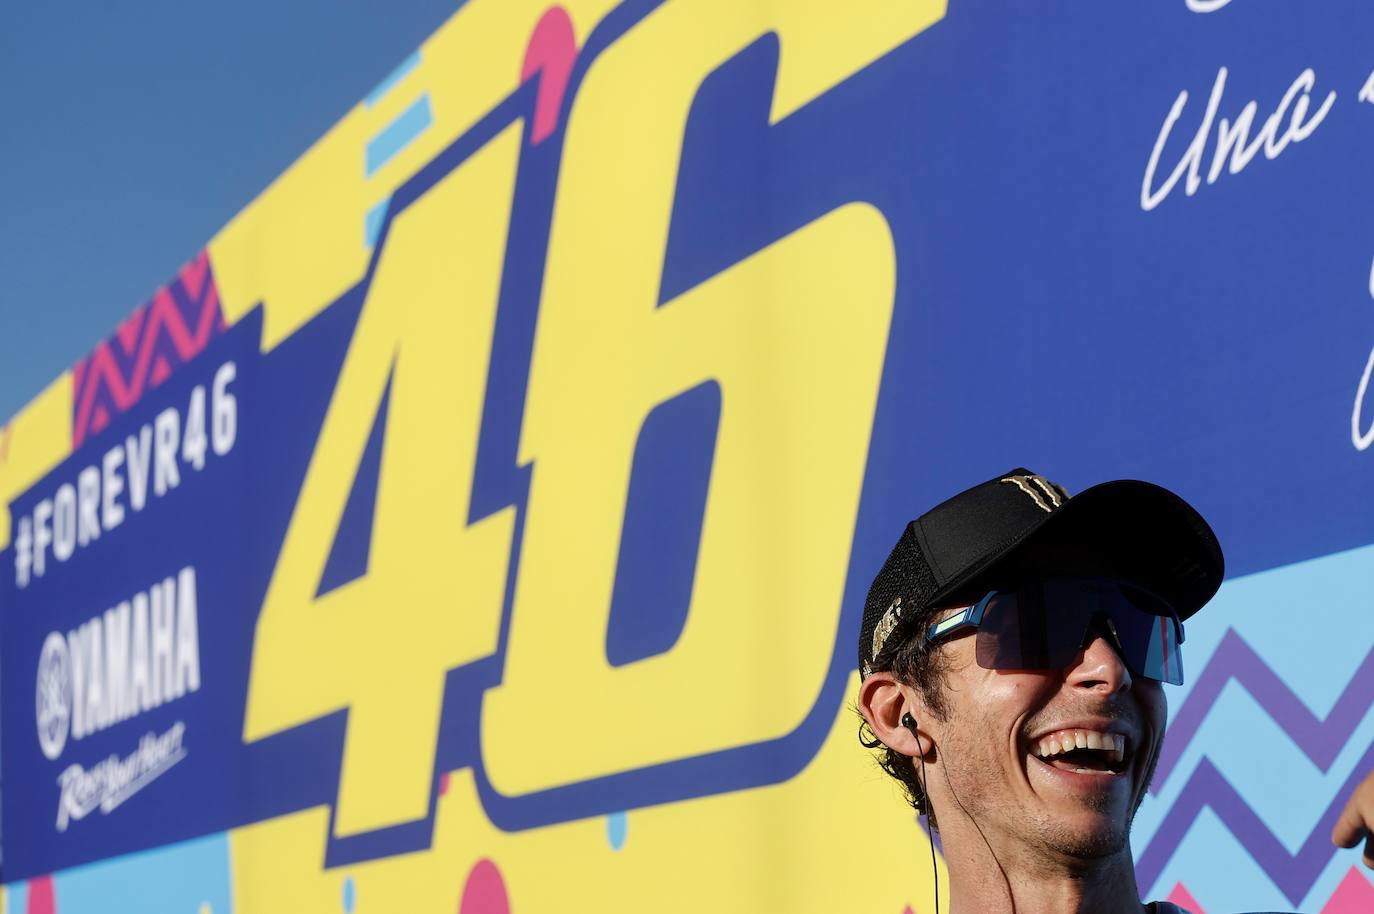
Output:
[858, 469, 1225, 676]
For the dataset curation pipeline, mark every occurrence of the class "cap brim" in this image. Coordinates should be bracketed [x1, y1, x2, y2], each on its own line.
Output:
[928, 480, 1225, 620]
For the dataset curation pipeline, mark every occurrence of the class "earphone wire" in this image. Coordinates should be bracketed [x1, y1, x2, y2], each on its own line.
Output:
[941, 743, 1019, 914]
[909, 710, 1018, 914]
[915, 745, 940, 914]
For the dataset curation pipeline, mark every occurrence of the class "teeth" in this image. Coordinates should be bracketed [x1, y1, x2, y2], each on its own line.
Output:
[1033, 730, 1128, 761]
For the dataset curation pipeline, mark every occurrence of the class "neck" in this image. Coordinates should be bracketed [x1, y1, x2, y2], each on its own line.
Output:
[935, 818, 1147, 914]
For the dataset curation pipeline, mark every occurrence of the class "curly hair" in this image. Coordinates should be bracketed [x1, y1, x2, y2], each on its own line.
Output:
[857, 613, 953, 830]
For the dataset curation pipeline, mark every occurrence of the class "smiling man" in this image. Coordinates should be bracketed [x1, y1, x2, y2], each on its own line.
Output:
[857, 469, 1268, 914]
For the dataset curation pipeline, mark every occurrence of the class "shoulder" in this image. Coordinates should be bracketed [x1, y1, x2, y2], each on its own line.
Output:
[1147, 903, 1193, 914]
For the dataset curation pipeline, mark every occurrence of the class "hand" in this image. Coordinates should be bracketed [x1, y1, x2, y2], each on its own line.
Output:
[1333, 767, 1374, 868]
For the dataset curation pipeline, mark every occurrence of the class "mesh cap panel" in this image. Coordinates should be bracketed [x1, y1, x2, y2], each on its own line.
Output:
[859, 523, 938, 674]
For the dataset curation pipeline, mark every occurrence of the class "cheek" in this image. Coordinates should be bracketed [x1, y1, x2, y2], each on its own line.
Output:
[989, 671, 1060, 713]
[961, 673, 1056, 747]
[1142, 683, 1167, 731]
[1138, 683, 1168, 760]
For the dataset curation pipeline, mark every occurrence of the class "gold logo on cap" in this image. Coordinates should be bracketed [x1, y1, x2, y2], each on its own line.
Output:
[1000, 474, 1069, 513]
[867, 596, 904, 673]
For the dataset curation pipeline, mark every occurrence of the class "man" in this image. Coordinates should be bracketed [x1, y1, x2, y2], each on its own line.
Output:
[856, 469, 1374, 914]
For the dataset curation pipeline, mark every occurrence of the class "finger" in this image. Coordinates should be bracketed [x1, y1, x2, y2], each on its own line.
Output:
[1332, 799, 1369, 848]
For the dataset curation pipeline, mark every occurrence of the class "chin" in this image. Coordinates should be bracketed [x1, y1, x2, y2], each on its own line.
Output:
[1036, 811, 1133, 862]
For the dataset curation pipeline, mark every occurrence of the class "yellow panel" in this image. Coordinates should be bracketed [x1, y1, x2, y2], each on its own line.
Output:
[0, 374, 72, 551]
[208, 107, 374, 350]
[230, 675, 947, 914]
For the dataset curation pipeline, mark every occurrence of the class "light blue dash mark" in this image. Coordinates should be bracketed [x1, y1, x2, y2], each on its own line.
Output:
[364, 196, 392, 249]
[8, 881, 28, 913]
[48, 832, 233, 914]
[365, 94, 433, 177]
[365, 51, 422, 108]
[607, 811, 628, 850]
[342, 874, 356, 913]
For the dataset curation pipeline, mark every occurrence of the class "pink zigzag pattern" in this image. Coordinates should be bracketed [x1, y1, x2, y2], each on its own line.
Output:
[1135, 627, 1374, 906]
[71, 250, 225, 449]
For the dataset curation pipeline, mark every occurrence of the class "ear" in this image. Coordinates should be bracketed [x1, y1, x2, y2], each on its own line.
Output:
[858, 672, 935, 759]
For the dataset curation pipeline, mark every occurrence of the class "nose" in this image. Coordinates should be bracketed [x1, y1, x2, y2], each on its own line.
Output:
[1066, 626, 1134, 694]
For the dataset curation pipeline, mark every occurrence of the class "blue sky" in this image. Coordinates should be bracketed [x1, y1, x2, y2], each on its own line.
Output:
[0, 0, 462, 424]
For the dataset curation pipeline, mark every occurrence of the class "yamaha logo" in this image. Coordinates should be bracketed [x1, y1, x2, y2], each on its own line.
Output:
[30, 567, 203, 764]
[36, 631, 72, 761]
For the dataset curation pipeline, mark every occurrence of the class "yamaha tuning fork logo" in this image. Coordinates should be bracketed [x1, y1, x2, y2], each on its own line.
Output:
[36, 631, 73, 760]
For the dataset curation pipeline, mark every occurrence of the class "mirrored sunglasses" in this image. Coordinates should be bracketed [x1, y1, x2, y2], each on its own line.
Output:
[925, 577, 1186, 685]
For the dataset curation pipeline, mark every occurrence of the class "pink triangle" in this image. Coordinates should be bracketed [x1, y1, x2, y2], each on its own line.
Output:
[150, 356, 172, 386]
[26, 875, 56, 914]
[1166, 881, 1206, 914]
[91, 405, 109, 435]
[1321, 867, 1374, 914]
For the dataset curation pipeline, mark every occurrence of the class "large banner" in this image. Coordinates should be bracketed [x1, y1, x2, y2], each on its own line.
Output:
[3, 1, 1374, 911]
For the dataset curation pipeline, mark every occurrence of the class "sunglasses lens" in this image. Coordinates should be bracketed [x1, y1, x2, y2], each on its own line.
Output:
[1103, 584, 1185, 685]
[974, 588, 1084, 672]
[972, 579, 1184, 685]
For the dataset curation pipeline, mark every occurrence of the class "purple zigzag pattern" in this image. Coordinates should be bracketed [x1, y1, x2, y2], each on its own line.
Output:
[1153, 629, 1374, 794]
[1135, 738, 1374, 905]
[1133, 626, 1374, 905]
